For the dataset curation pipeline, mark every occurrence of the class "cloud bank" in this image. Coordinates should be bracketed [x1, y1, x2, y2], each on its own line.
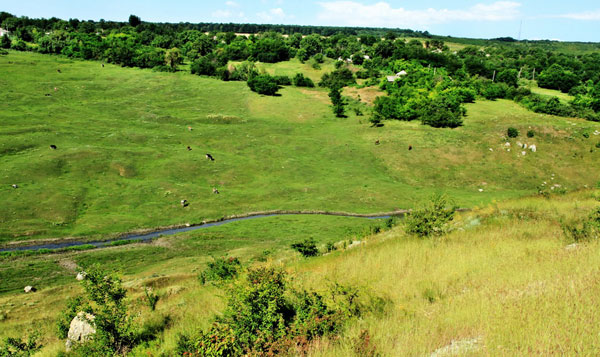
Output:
[317, 1, 522, 27]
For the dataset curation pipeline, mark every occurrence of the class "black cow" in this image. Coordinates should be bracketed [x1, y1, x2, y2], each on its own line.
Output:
[212, 188, 219, 194]
[50, 145, 57, 149]
[206, 153, 215, 161]
[187, 146, 192, 151]
[408, 145, 412, 151]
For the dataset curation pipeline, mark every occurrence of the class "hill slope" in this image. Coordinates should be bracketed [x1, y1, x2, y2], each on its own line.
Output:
[1, 51, 599, 243]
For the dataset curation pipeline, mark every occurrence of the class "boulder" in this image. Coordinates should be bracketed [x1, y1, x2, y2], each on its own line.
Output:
[24, 286, 36, 293]
[76, 272, 86, 281]
[65, 312, 96, 351]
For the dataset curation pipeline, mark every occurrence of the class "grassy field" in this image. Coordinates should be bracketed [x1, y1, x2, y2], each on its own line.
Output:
[2, 190, 599, 355]
[2, 51, 599, 245]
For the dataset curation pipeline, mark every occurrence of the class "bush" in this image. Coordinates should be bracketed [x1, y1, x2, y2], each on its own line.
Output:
[177, 267, 363, 355]
[199, 257, 241, 284]
[507, 127, 519, 138]
[273, 75, 291, 86]
[527, 130, 535, 138]
[59, 265, 135, 354]
[144, 288, 160, 311]
[291, 238, 319, 257]
[405, 194, 456, 237]
[190, 56, 216, 76]
[292, 73, 315, 87]
[319, 68, 355, 88]
[0, 333, 42, 356]
[247, 74, 279, 95]
[562, 218, 598, 242]
[419, 95, 465, 128]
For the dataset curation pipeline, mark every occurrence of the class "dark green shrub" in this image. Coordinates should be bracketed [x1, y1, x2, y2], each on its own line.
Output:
[247, 74, 279, 95]
[190, 56, 216, 76]
[562, 219, 598, 242]
[405, 194, 456, 237]
[273, 75, 291, 86]
[507, 127, 519, 138]
[527, 130, 535, 138]
[292, 73, 315, 87]
[0, 35, 11, 49]
[419, 95, 465, 128]
[62, 265, 135, 354]
[0, 333, 42, 356]
[595, 142, 600, 149]
[319, 68, 355, 88]
[199, 257, 241, 284]
[291, 238, 319, 257]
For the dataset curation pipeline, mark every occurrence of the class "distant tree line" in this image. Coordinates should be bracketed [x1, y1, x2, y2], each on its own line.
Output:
[1, 11, 599, 124]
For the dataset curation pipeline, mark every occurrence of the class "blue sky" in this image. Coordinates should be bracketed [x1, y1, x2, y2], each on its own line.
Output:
[2, 1, 599, 42]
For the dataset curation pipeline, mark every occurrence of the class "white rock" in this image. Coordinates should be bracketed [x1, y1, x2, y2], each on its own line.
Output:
[504, 142, 511, 147]
[489, 148, 493, 152]
[565, 243, 579, 250]
[76, 272, 86, 281]
[521, 151, 526, 156]
[66, 312, 96, 351]
[478, 189, 484, 192]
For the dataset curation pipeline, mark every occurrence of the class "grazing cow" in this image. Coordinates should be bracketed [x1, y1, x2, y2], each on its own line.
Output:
[213, 188, 219, 194]
[187, 146, 192, 151]
[180, 199, 188, 207]
[50, 145, 57, 149]
[101, 63, 105, 68]
[206, 153, 215, 161]
[375, 140, 380, 145]
[408, 145, 413, 151]
[188, 126, 192, 131]
[57, 69, 61, 73]
[44, 93, 51, 97]
[11, 184, 18, 189]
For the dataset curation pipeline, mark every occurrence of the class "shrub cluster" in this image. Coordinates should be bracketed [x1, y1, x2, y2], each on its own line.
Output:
[177, 267, 379, 356]
[405, 194, 456, 237]
[199, 256, 241, 284]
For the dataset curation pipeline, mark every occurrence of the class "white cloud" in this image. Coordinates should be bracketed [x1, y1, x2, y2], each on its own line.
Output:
[225, 1, 239, 7]
[212, 9, 246, 20]
[316, 1, 522, 27]
[257, 7, 287, 22]
[212, 10, 232, 18]
[556, 10, 600, 20]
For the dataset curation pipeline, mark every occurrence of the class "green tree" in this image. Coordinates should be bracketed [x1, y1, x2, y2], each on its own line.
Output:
[0, 34, 11, 49]
[128, 15, 141, 27]
[328, 86, 345, 117]
[496, 69, 519, 87]
[247, 74, 279, 95]
[61, 265, 134, 354]
[164, 47, 182, 71]
[537, 64, 580, 93]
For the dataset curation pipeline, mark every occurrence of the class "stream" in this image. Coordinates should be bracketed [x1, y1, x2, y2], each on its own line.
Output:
[1, 212, 401, 253]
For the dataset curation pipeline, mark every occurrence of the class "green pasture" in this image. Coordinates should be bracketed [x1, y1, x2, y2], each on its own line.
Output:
[1, 51, 600, 244]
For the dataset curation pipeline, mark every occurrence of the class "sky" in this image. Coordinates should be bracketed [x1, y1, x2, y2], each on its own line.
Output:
[2, 1, 599, 42]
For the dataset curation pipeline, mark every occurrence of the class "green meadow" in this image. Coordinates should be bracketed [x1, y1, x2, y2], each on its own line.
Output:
[2, 51, 599, 246]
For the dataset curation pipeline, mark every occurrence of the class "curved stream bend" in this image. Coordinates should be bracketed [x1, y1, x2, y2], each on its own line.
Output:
[1, 210, 407, 253]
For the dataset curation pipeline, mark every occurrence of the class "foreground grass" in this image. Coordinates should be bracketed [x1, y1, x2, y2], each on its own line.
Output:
[2, 190, 599, 355]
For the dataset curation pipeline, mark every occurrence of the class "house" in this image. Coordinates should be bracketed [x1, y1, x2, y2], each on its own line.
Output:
[0, 28, 9, 37]
[387, 70, 408, 82]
